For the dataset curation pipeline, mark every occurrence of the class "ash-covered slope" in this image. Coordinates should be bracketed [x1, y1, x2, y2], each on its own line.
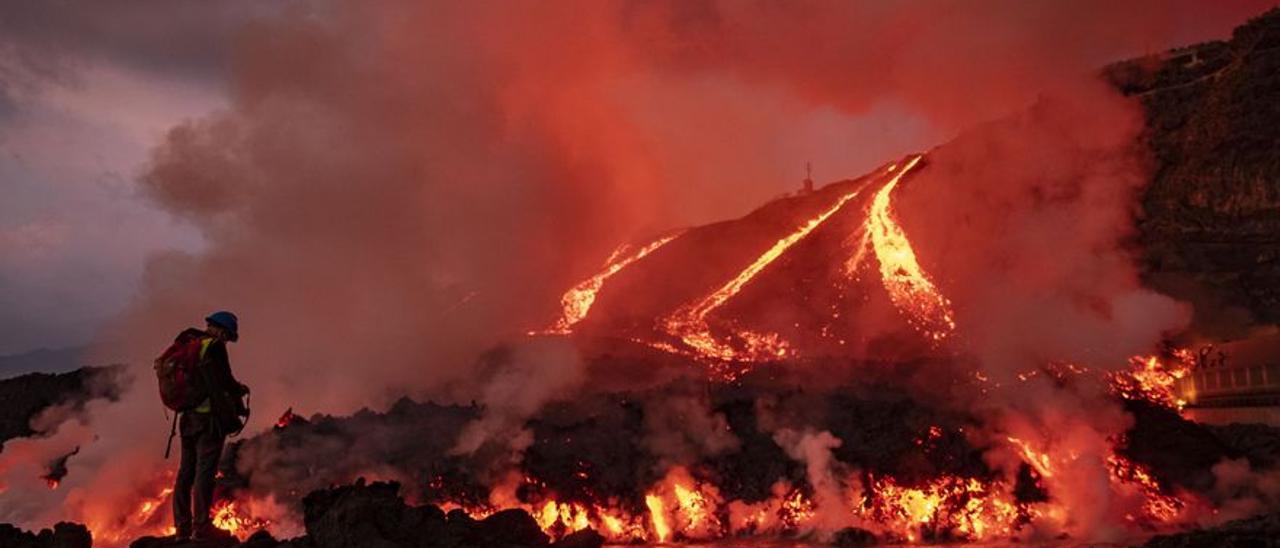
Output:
[1109, 7, 1280, 333]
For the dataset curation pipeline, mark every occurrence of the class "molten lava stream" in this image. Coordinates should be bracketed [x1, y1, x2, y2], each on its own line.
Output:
[663, 187, 867, 363]
[864, 155, 956, 342]
[212, 499, 272, 540]
[543, 231, 682, 334]
[1110, 352, 1193, 411]
[85, 482, 176, 546]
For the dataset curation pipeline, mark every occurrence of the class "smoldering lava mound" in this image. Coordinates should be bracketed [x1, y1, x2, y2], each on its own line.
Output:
[208, 367, 1279, 545]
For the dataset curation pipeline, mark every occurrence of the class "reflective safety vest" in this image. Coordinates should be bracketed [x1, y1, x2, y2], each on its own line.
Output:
[193, 338, 214, 414]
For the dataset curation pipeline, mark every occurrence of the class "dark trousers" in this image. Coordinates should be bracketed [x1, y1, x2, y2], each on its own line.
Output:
[173, 412, 225, 536]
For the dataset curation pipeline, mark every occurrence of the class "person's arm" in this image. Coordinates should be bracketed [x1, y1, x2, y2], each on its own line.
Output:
[207, 343, 248, 397]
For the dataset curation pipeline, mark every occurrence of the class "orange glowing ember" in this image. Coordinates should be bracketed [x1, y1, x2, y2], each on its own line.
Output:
[212, 499, 271, 539]
[86, 481, 177, 546]
[1106, 452, 1194, 524]
[664, 189, 865, 362]
[859, 474, 1022, 543]
[1006, 436, 1055, 478]
[1110, 353, 1192, 411]
[865, 155, 956, 342]
[135, 487, 173, 524]
[644, 493, 671, 542]
[275, 407, 298, 428]
[431, 443, 1204, 546]
[548, 232, 682, 334]
[672, 480, 720, 538]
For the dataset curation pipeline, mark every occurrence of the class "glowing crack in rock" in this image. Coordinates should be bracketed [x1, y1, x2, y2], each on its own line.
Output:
[546, 232, 682, 334]
[664, 188, 866, 362]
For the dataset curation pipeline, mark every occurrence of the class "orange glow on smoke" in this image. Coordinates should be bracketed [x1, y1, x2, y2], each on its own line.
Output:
[865, 155, 956, 342]
[547, 232, 681, 334]
[663, 189, 865, 362]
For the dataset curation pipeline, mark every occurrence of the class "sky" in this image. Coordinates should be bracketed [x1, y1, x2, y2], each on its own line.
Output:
[0, 2, 262, 356]
[0, 0, 1272, 363]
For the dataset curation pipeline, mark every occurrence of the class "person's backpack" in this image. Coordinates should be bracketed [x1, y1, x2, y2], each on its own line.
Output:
[154, 329, 211, 411]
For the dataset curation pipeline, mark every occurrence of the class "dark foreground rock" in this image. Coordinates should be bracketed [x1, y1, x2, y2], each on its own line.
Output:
[0, 521, 92, 548]
[832, 526, 878, 546]
[1144, 512, 1280, 547]
[300, 479, 572, 548]
[131, 479, 598, 548]
[130, 529, 240, 548]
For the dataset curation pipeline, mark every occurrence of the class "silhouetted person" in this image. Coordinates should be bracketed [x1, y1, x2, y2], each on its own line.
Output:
[172, 311, 249, 541]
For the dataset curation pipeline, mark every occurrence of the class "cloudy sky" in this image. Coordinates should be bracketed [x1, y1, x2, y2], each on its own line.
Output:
[0, 2, 269, 355]
[0, 1, 1270, 362]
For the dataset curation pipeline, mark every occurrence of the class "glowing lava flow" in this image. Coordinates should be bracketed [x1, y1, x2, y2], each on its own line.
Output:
[864, 155, 956, 342]
[212, 499, 271, 540]
[433, 435, 1200, 545]
[547, 232, 682, 334]
[664, 189, 865, 362]
[86, 483, 176, 546]
[1109, 352, 1193, 411]
[644, 494, 671, 542]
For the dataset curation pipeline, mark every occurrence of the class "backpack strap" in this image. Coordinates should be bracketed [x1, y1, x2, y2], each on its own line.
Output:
[163, 412, 179, 459]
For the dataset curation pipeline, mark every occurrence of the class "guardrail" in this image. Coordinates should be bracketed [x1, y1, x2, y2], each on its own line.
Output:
[1177, 362, 1280, 407]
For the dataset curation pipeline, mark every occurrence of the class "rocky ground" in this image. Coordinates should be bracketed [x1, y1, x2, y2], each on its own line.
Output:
[0, 521, 93, 548]
[125, 480, 602, 548]
[1144, 513, 1280, 547]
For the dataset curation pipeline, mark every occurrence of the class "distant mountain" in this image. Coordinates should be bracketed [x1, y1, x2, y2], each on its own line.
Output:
[0, 345, 91, 380]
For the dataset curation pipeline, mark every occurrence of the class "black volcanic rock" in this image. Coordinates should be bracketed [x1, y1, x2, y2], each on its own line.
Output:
[301, 479, 425, 548]
[130, 533, 240, 548]
[299, 479, 549, 548]
[474, 510, 550, 547]
[1209, 422, 1280, 469]
[0, 521, 91, 548]
[832, 526, 878, 546]
[550, 528, 604, 548]
[0, 365, 122, 445]
[1143, 512, 1280, 547]
[1120, 399, 1238, 492]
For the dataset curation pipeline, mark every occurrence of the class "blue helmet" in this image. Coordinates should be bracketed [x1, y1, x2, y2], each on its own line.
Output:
[205, 311, 239, 342]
